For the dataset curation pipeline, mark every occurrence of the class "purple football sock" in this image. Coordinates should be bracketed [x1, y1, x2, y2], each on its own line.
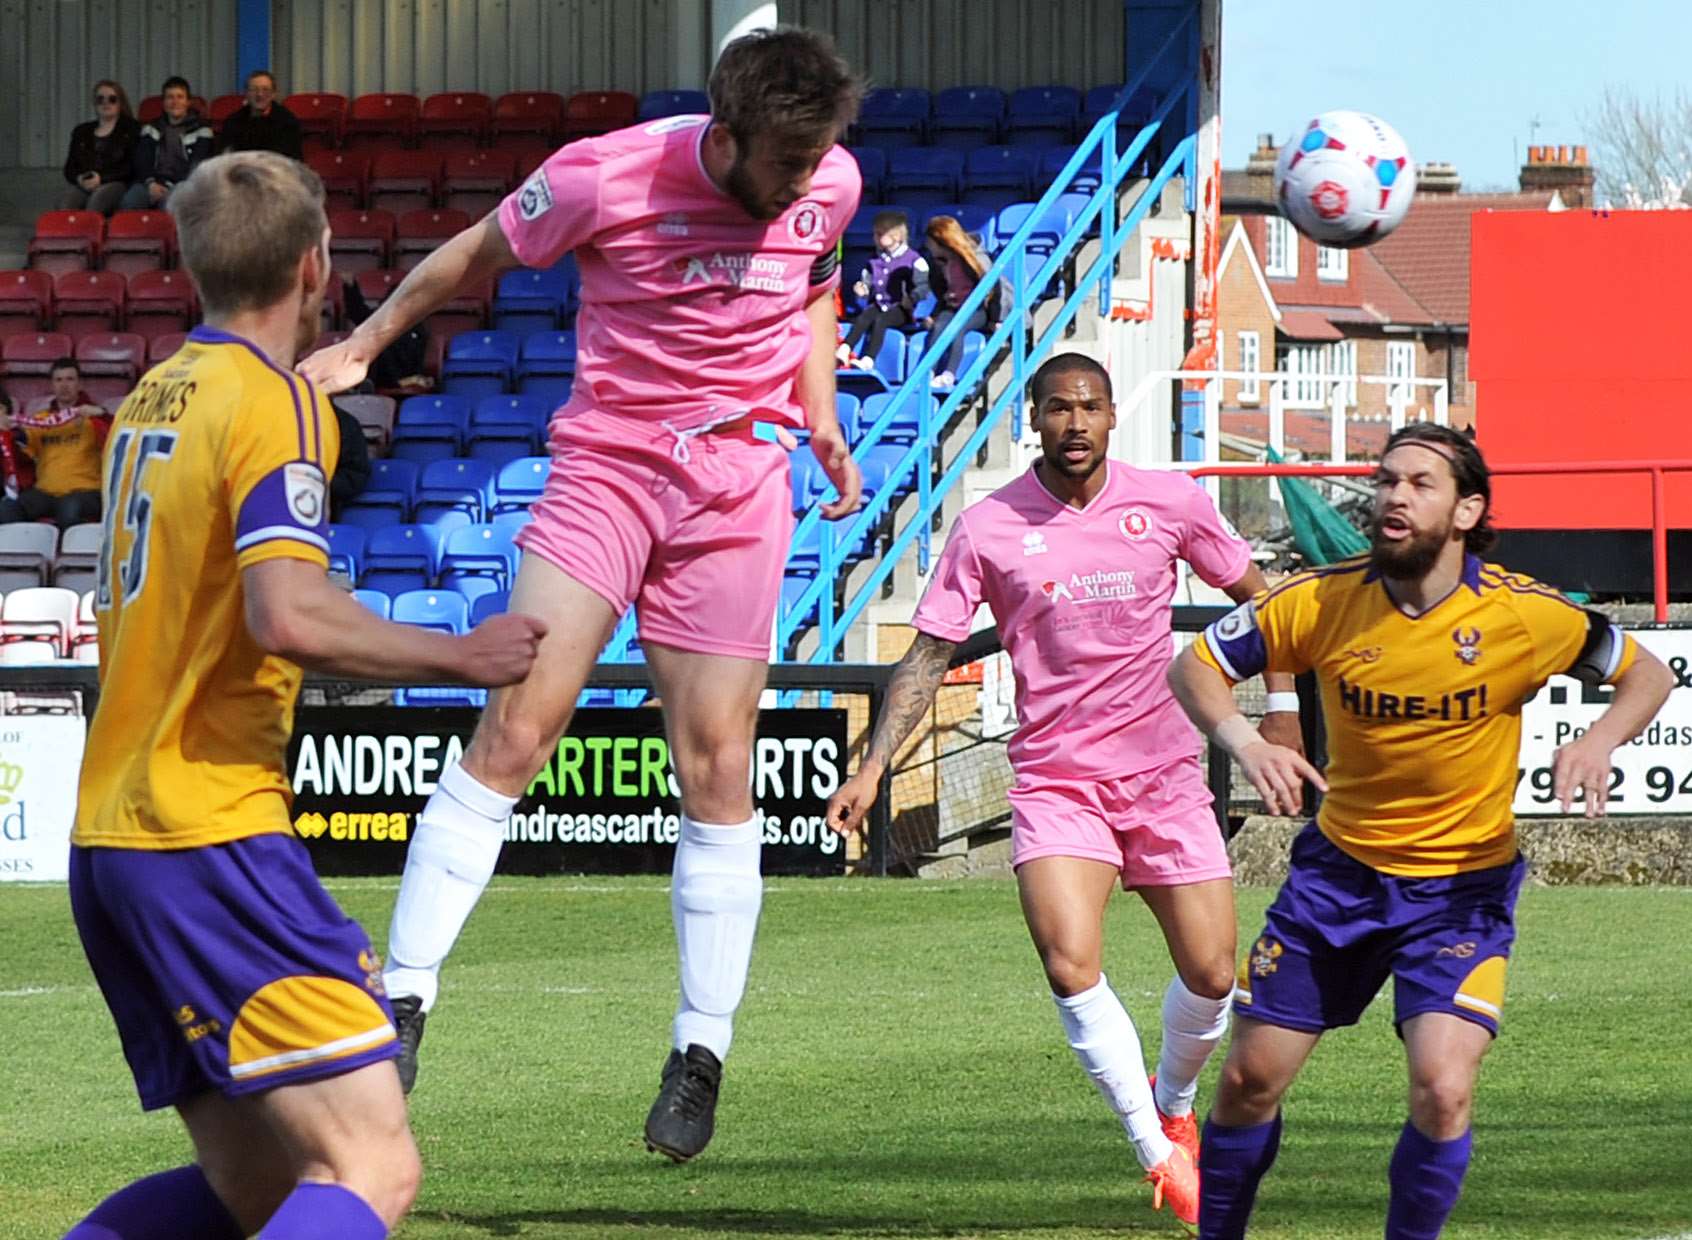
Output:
[258, 1182, 387, 1239]
[1198, 1113, 1283, 1240]
[64, 1164, 242, 1240]
[1385, 1122, 1472, 1240]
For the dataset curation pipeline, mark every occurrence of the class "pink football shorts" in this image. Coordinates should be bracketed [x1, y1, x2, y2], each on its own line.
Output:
[1008, 755, 1233, 888]
[514, 405, 794, 661]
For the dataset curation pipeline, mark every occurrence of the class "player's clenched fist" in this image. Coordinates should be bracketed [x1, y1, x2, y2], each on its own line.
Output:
[459, 613, 548, 686]
[297, 337, 373, 395]
[825, 763, 882, 836]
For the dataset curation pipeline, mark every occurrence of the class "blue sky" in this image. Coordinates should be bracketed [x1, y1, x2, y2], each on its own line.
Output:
[1221, 1, 1692, 192]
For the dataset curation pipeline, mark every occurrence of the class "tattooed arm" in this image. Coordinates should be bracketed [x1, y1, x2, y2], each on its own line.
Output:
[825, 631, 957, 835]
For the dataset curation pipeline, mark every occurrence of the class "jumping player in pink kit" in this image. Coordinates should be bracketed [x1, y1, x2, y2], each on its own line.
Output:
[300, 28, 863, 1162]
[828, 354, 1302, 1226]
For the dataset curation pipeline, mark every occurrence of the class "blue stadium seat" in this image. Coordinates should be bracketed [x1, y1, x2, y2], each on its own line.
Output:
[854, 87, 930, 151]
[491, 510, 533, 540]
[861, 391, 938, 445]
[781, 572, 818, 627]
[392, 589, 469, 634]
[932, 86, 1005, 149]
[964, 146, 1038, 205]
[325, 523, 367, 579]
[789, 450, 827, 513]
[844, 203, 885, 250]
[361, 523, 444, 594]
[352, 588, 391, 618]
[469, 588, 510, 625]
[835, 392, 862, 444]
[414, 458, 496, 524]
[518, 331, 576, 384]
[1041, 144, 1105, 196]
[1008, 86, 1081, 146]
[393, 396, 470, 458]
[845, 147, 887, 201]
[835, 330, 902, 403]
[637, 89, 708, 121]
[448, 574, 503, 610]
[354, 456, 422, 520]
[906, 328, 988, 388]
[336, 504, 403, 534]
[492, 456, 549, 515]
[918, 204, 997, 250]
[859, 443, 917, 501]
[439, 522, 518, 588]
[787, 519, 822, 574]
[492, 266, 572, 336]
[440, 330, 519, 398]
[469, 393, 548, 458]
[995, 201, 1067, 257]
[887, 147, 965, 206]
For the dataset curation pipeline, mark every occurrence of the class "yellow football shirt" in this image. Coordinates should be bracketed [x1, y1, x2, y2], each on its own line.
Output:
[1195, 554, 1638, 876]
[73, 325, 337, 850]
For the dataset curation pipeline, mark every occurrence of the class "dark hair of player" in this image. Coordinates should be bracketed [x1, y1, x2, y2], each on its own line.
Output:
[708, 27, 863, 147]
[1382, 421, 1496, 555]
[170, 151, 327, 319]
[1029, 352, 1112, 407]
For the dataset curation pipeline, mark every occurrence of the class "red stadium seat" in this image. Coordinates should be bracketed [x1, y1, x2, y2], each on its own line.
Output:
[511, 142, 551, 182]
[346, 93, 421, 149]
[125, 271, 197, 348]
[442, 150, 515, 217]
[560, 91, 637, 142]
[53, 271, 126, 342]
[286, 92, 348, 148]
[306, 150, 370, 211]
[0, 270, 54, 335]
[209, 94, 245, 125]
[368, 150, 442, 216]
[420, 92, 492, 149]
[394, 209, 471, 272]
[28, 211, 104, 275]
[354, 268, 405, 307]
[102, 210, 176, 277]
[147, 331, 189, 366]
[2, 332, 74, 404]
[426, 278, 492, 348]
[493, 92, 564, 143]
[319, 274, 345, 332]
[76, 332, 145, 403]
[328, 209, 397, 274]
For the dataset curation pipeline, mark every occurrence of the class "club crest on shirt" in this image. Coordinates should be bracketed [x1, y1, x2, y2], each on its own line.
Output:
[1453, 626, 1483, 665]
[516, 170, 553, 221]
[788, 201, 825, 242]
[284, 462, 326, 525]
[1119, 507, 1152, 540]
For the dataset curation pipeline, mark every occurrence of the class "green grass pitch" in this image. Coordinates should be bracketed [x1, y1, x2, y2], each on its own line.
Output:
[3, 879, 1689, 1238]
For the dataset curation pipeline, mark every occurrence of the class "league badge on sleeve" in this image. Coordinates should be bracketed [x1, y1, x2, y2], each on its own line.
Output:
[284, 462, 327, 526]
[516, 171, 554, 221]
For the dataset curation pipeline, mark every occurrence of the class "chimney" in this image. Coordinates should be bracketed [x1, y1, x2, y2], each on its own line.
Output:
[1246, 132, 1278, 201]
[1418, 161, 1461, 194]
[1520, 142, 1595, 207]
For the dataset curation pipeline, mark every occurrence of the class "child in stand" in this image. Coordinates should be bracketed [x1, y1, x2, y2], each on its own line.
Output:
[837, 210, 928, 372]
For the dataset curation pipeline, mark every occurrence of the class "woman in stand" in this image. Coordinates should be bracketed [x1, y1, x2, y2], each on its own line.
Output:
[60, 80, 139, 215]
[923, 214, 1004, 391]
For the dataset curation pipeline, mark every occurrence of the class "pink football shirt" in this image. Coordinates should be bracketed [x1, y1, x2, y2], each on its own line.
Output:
[912, 462, 1253, 780]
[497, 116, 861, 430]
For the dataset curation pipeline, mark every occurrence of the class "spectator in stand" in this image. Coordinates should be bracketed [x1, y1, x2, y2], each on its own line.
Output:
[0, 358, 110, 528]
[922, 214, 1005, 390]
[0, 385, 25, 503]
[60, 80, 141, 215]
[122, 76, 214, 210]
[837, 210, 927, 371]
[218, 69, 303, 160]
[329, 400, 372, 519]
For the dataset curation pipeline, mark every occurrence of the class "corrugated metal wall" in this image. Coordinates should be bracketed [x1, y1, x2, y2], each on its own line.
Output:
[272, 0, 701, 99]
[0, 0, 238, 168]
[777, 0, 1125, 91]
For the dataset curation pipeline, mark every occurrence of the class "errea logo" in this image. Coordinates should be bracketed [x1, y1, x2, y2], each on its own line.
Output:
[1022, 531, 1048, 557]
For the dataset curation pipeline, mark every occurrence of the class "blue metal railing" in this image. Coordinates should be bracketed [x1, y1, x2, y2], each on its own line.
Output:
[600, 5, 1197, 668]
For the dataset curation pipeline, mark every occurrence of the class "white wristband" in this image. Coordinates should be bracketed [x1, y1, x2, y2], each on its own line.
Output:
[1212, 714, 1261, 761]
[1264, 692, 1301, 714]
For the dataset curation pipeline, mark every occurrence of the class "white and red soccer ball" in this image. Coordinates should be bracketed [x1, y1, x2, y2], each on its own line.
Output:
[1273, 110, 1416, 248]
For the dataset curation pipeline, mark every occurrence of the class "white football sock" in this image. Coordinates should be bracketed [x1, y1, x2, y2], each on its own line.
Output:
[670, 814, 763, 1062]
[383, 762, 515, 1012]
[1053, 975, 1175, 1170]
[1153, 975, 1233, 1118]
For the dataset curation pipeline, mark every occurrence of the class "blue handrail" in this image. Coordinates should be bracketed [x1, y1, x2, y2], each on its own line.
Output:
[602, 6, 1197, 665]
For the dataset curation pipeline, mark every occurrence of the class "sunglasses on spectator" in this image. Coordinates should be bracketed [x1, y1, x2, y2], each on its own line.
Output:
[95, 94, 118, 103]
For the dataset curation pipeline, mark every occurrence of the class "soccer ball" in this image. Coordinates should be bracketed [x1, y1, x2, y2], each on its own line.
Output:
[1272, 111, 1416, 248]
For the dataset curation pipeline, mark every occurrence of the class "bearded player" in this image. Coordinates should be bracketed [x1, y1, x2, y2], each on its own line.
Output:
[1168, 423, 1673, 1239]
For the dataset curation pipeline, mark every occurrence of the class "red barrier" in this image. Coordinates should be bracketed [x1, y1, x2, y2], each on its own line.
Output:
[1186, 460, 1691, 622]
